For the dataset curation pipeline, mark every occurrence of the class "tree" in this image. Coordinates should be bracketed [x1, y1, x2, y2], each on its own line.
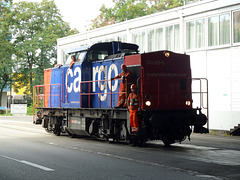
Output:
[0, 0, 14, 106]
[90, 0, 184, 29]
[8, 0, 78, 97]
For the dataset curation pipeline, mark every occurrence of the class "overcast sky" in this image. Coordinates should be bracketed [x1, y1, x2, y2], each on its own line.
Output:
[13, 0, 114, 32]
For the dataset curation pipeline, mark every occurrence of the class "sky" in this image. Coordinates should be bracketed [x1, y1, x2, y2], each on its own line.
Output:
[13, 0, 114, 32]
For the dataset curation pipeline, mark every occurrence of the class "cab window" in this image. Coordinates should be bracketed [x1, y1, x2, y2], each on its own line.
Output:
[87, 50, 108, 61]
[65, 51, 87, 65]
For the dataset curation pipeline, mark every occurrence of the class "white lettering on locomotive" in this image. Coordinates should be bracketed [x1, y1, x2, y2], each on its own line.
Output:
[73, 67, 81, 93]
[66, 67, 81, 93]
[66, 69, 73, 93]
[98, 65, 107, 101]
[108, 64, 118, 92]
[92, 64, 119, 101]
[65, 64, 119, 102]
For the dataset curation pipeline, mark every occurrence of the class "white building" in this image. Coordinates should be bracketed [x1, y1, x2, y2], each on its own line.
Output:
[57, 0, 240, 132]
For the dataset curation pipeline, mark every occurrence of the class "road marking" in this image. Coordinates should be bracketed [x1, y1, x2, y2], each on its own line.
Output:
[0, 155, 54, 171]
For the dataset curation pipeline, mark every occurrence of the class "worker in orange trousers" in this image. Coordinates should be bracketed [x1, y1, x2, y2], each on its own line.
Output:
[128, 84, 141, 132]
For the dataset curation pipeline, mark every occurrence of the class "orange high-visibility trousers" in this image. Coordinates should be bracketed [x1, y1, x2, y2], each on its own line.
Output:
[117, 82, 126, 107]
[115, 70, 132, 107]
[129, 109, 139, 132]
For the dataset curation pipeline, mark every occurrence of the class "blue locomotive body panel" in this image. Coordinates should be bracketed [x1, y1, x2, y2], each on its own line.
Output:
[47, 58, 124, 109]
[44, 42, 139, 109]
[91, 58, 123, 108]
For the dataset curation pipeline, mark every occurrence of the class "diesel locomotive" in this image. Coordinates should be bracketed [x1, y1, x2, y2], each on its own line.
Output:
[33, 41, 208, 146]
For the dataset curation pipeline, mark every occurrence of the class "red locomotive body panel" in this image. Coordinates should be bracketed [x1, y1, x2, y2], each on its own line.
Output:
[43, 68, 52, 108]
[142, 51, 191, 110]
[125, 51, 192, 110]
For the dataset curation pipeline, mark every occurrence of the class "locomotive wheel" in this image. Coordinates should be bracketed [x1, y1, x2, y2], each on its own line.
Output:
[162, 138, 174, 147]
[45, 128, 51, 133]
[162, 139, 170, 147]
[53, 128, 61, 136]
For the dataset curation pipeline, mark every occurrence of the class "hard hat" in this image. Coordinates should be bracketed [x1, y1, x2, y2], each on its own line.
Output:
[121, 64, 127, 69]
[130, 84, 137, 89]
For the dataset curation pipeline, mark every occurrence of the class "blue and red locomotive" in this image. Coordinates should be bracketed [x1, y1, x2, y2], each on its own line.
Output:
[33, 41, 208, 146]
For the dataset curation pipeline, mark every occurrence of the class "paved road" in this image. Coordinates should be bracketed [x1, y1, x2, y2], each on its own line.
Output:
[0, 116, 239, 180]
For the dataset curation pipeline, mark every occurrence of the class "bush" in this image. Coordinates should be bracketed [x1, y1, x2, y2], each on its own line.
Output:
[27, 104, 33, 115]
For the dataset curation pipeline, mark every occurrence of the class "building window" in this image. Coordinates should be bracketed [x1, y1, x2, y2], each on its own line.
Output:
[186, 19, 205, 50]
[174, 24, 180, 51]
[196, 19, 205, 48]
[132, 34, 138, 45]
[102, 37, 115, 42]
[156, 28, 164, 50]
[148, 30, 154, 52]
[208, 13, 230, 47]
[220, 14, 230, 45]
[165, 25, 174, 50]
[118, 35, 127, 42]
[165, 24, 179, 51]
[233, 11, 240, 43]
[208, 16, 218, 46]
[132, 31, 145, 53]
[186, 21, 195, 49]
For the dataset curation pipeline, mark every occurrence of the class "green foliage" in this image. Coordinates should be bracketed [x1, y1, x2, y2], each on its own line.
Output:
[27, 104, 33, 115]
[90, 0, 184, 29]
[0, 0, 14, 106]
[0, 112, 12, 116]
[8, 0, 79, 96]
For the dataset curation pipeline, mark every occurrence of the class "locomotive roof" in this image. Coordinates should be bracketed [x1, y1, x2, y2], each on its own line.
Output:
[65, 41, 139, 54]
[65, 45, 89, 54]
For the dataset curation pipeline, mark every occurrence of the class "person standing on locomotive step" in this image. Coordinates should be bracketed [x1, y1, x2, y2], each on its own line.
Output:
[69, 55, 77, 69]
[112, 64, 132, 108]
[128, 84, 141, 132]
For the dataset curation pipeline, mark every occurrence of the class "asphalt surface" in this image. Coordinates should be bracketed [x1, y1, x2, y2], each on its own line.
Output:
[0, 116, 239, 180]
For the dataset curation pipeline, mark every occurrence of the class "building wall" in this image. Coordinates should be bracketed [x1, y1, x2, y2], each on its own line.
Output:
[57, 0, 240, 131]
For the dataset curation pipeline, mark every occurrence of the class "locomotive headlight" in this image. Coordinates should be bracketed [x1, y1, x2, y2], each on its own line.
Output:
[146, 101, 151, 106]
[185, 101, 191, 106]
[164, 51, 170, 58]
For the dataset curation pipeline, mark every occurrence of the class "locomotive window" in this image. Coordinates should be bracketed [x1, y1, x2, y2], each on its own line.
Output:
[121, 48, 138, 55]
[65, 51, 87, 65]
[180, 79, 187, 90]
[87, 50, 108, 61]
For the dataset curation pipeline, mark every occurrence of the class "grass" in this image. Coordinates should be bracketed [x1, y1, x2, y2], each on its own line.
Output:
[0, 112, 12, 116]
[209, 130, 231, 137]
